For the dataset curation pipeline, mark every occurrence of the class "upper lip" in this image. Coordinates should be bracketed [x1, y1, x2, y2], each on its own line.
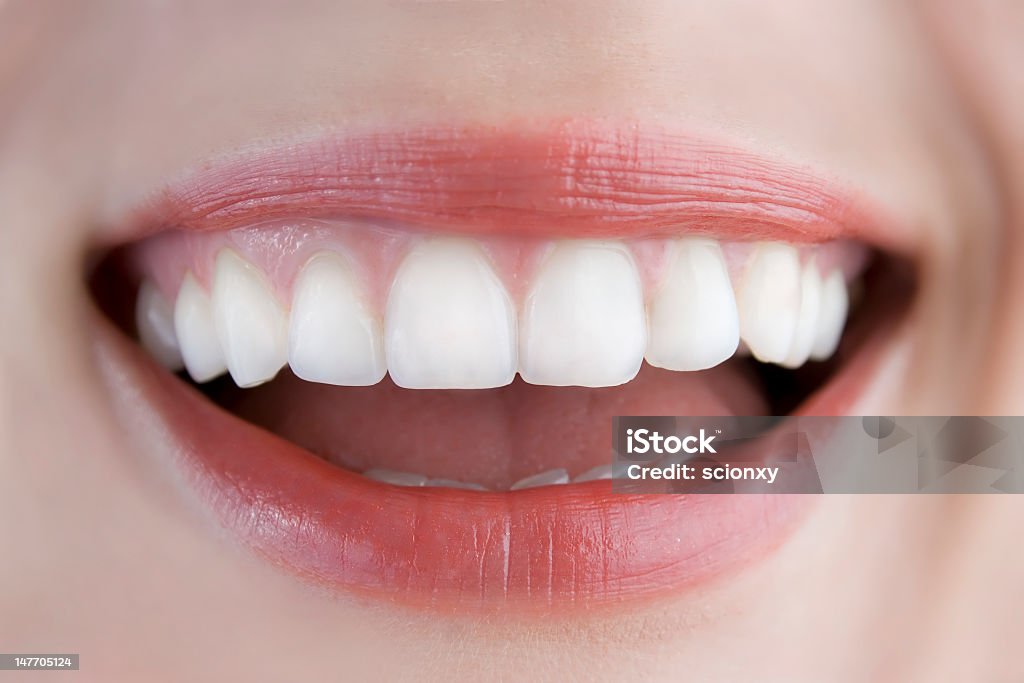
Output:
[122, 119, 906, 250]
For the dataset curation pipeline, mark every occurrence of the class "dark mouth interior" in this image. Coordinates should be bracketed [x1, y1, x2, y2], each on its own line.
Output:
[90, 246, 915, 489]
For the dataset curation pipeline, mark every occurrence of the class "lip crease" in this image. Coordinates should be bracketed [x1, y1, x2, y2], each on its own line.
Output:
[95, 122, 909, 613]
[122, 119, 905, 249]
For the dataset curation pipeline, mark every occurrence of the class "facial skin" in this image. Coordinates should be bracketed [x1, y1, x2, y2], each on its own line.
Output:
[1, 1, 1022, 680]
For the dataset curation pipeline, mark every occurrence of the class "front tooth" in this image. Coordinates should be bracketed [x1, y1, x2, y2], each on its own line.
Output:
[211, 249, 288, 388]
[364, 469, 428, 487]
[573, 464, 614, 482]
[780, 260, 823, 369]
[519, 241, 646, 387]
[646, 239, 739, 371]
[174, 272, 227, 382]
[385, 238, 517, 389]
[737, 243, 802, 364]
[288, 252, 386, 386]
[509, 468, 570, 490]
[425, 479, 489, 491]
[136, 280, 184, 371]
[810, 270, 850, 361]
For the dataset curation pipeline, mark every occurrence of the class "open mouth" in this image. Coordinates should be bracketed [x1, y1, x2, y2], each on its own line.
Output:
[89, 122, 915, 612]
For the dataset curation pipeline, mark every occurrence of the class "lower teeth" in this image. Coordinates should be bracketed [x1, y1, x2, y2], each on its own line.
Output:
[363, 466, 575, 491]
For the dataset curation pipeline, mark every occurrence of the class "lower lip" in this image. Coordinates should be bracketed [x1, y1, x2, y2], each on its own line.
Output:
[96, 289, 895, 613]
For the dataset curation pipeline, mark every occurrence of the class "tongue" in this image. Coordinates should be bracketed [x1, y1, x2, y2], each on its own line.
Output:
[222, 362, 766, 489]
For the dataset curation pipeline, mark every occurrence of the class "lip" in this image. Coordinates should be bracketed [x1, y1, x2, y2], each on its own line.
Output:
[120, 120, 907, 250]
[94, 123, 912, 613]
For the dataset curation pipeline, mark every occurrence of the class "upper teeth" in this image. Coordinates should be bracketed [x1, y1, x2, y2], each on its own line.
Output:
[211, 249, 289, 388]
[134, 237, 852, 389]
[135, 280, 184, 372]
[645, 239, 739, 371]
[170, 273, 226, 383]
[520, 241, 647, 387]
[386, 239, 518, 389]
[288, 251, 386, 386]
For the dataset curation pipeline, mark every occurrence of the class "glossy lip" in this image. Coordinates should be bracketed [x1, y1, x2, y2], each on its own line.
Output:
[121, 119, 908, 250]
[96, 123, 911, 613]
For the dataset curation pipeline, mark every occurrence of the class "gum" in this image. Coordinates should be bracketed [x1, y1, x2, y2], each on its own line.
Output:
[129, 218, 869, 311]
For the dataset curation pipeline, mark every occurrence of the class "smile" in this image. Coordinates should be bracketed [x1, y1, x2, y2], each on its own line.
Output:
[89, 120, 915, 612]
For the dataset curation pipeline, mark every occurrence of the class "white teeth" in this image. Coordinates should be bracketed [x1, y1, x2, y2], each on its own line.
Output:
[780, 260, 823, 369]
[645, 239, 739, 371]
[425, 479, 489, 491]
[510, 468, 571, 490]
[362, 471, 491, 491]
[385, 239, 517, 389]
[363, 469, 427, 487]
[211, 249, 288, 388]
[737, 243, 802, 364]
[160, 237, 854, 388]
[810, 270, 850, 361]
[173, 272, 228, 383]
[288, 252, 386, 386]
[572, 464, 614, 482]
[519, 241, 646, 387]
[136, 280, 184, 371]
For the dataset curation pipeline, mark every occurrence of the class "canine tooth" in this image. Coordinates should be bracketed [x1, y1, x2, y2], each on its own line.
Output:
[288, 252, 386, 386]
[780, 260, 823, 368]
[510, 468, 570, 490]
[646, 239, 739, 371]
[385, 239, 517, 389]
[737, 243, 802, 364]
[573, 464, 614, 482]
[425, 479, 488, 491]
[519, 241, 646, 387]
[212, 249, 288, 388]
[174, 273, 227, 382]
[810, 270, 850, 361]
[136, 280, 184, 371]
[364, 469, 427, 487]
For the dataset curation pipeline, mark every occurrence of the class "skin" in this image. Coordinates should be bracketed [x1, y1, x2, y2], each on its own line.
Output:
[1, 1, 1022, 680]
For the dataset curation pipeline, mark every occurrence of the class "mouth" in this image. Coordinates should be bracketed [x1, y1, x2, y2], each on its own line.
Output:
[89, 121, 916, 612]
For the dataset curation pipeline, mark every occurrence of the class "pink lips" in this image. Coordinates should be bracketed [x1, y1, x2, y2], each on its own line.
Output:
[103, 122, 901, 612]
[107, 321, 819, 612]
[130, 120, 898, 246]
